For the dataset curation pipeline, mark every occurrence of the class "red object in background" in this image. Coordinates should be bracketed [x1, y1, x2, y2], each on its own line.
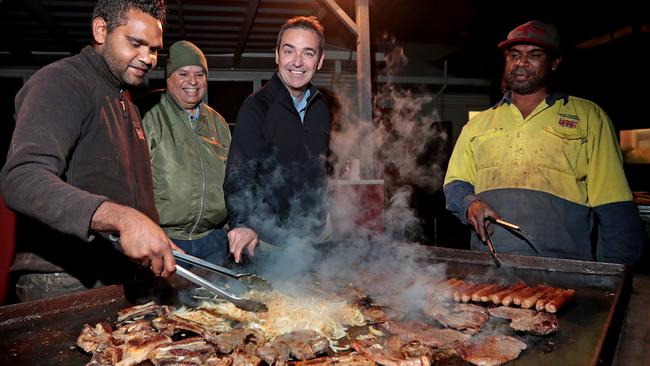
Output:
[331, 179, 384, 235]
[0, 196, 16, 305]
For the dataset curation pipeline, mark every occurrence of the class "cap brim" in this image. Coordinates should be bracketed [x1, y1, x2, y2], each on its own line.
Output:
[498, 38, 557, 51]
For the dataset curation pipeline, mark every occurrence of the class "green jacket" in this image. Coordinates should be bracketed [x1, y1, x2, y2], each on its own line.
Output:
[142, 92, 231, 240]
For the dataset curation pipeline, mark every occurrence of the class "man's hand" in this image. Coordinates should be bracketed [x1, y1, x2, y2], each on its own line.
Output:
[91, 201, 179, 277]
[466, 200, 501, 242]
[227, 227, 258, 263]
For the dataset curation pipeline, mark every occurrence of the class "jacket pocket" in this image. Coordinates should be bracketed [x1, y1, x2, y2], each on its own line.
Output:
[470, 128, 506, 170]
[537, 126, 586, 177]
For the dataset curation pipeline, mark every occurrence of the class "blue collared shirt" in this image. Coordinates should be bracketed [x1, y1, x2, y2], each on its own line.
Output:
[292, 89, 310, 123]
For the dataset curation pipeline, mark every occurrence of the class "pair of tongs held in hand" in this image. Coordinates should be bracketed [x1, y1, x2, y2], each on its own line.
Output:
[483, 218, 539, 266]
[104, 233, 270, 312]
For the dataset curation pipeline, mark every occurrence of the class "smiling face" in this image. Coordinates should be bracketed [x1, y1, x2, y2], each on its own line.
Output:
[503, 44, 560, 95]
[93, 8, 163, 87]
[167, 65, 207, 110]
[275, 27, 324, 100]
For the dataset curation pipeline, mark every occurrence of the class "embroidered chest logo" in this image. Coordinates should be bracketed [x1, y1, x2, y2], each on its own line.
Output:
[558, 113, 579, 129]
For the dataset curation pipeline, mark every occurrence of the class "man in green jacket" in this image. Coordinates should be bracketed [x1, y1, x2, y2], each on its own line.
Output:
[141, 40, 246, 265]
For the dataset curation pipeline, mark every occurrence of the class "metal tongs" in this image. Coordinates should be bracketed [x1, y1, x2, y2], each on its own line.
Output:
[483, 218, 540, 267]
[171, 251, 271, 312]
[103, 233, 269, 312]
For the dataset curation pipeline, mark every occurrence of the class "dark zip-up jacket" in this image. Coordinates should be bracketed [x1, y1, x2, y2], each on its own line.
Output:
[0, 46, 157, 281]
[224, 72, 330, 244]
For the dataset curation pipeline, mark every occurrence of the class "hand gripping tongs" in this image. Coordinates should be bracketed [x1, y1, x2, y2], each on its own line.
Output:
[172, 251, 271, 313]
[103, 233, 270, 312]
[483, 218, 540, 267]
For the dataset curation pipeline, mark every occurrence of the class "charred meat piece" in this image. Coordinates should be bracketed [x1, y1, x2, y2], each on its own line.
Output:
[152, 314, 209, 338]
[352, 342, 430, 366]
[257, 338, 292, 365]
[381, 320, 470, 349]
[87, 343, 123, 366]
[488, 306, 536, 320]
[113, 319, 156, 342]
[291, 352, 376, 365]
[148, 337, 217, 366]
[116, 330, 172, 366]
[205, 355, 234, 366]
[510, 312, 559, 335]
[116, 301, 172, 323]
[257, 329, 329, 364]
[209, 328, 265, 354]
[460, 335, 527, 366]
[431, 303, 489, 335]
[77, 322, 115, 353]
[230, 349, 262, 366]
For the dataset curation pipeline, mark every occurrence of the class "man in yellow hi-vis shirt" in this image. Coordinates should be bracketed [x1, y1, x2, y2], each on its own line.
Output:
[444, 20, 644, 267]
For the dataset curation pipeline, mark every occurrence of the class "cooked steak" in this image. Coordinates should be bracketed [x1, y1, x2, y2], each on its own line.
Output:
[148, 337, 216, 366]
[117, 302, 172, 323]
[205, 355, 234, 366]
[113, 319, 156, 341]
[432, 303, 489, 335]
[381, 320, 470, 349]
[116, 330, 172, 366]
[488, 306, 535, 320]
[510, 312, 559, 335]
[257, 329, 329, 364]
[87, 343, 122, 366]
[460, 335, 527, 366]
[231, 349, 262, 366]
[152, 314, 208, 337]
[290, 352, 376, 365]
[77, 322, 114, 353]
[210, 328, 265, 354]
[351, 342, 430, 366]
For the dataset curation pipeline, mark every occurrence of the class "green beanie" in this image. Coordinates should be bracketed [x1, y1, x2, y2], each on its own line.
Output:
[166, 40, 208, 77]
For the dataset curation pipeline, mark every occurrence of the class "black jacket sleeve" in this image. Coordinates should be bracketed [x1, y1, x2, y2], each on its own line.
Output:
[0, 68, 107, 241]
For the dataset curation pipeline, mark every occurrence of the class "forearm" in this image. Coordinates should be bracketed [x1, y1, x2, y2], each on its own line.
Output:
[595, 201, 645, 268]
[443, 180, 480, 225]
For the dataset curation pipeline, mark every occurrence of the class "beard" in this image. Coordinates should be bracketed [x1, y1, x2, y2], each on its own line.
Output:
[101, 39, 145, 87]
[503, 67, 546, 94]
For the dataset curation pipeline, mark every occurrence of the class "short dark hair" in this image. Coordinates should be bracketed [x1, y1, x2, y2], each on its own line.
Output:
[92, 0, 167, 32]
[276, 16, 325, 56]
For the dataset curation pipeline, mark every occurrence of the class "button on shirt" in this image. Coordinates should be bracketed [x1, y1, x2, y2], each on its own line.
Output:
[292, 89, 310, 123]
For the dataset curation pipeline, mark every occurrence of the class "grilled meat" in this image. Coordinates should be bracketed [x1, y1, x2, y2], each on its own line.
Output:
[116, 301, 172, 323]
[115, 330, 172, 366]
[460, 335, 527, 366]
[381, 320, 470, 349]
[77, 322, 115, 353]
[152, 314, 210, 338]
[510, 312, 559, 335]
[86, 343, 122, 366]
[210, 328, 265, 354]
[291, 353, 376, 365]
[351, 342, 430, 366]
[148, 337, 216, 366]
[257, 329, 329, 364]
[430, 303, 489, 335]
[487, 306, 535, 320]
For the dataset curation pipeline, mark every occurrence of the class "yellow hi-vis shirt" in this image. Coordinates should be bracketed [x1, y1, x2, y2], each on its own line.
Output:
[444, 94, 632, 207]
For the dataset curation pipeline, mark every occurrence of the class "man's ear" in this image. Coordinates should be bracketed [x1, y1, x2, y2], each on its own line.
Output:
[92, 17, 108, 45]
[551, 56, 562, 72]
[316, 52, 324, 71]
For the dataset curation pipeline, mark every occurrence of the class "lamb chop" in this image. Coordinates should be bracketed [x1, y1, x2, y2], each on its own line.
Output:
[77, 322, 115, 353]
[116, 302, 172, 323]
[148, 337, 217, 366]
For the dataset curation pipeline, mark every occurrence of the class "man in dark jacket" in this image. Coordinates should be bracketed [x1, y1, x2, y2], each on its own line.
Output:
[0, 0, 179, 302]
[224, 16, 331, 263]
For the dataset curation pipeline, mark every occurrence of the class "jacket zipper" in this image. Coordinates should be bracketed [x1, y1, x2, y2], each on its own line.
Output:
[188, 114, 206, 239]
[120, 91, 139, 210]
